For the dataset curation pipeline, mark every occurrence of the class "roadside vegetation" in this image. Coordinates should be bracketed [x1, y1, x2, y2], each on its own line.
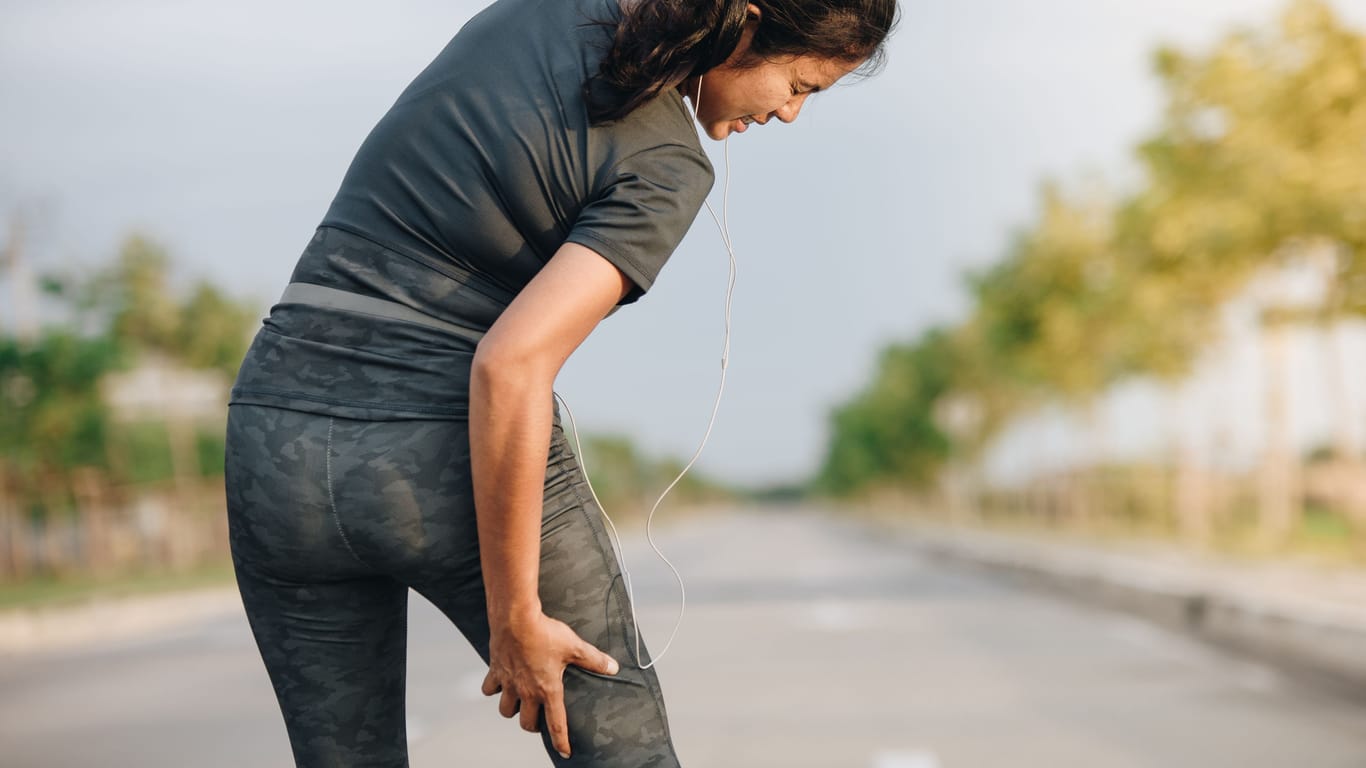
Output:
[0, 233, 735, 606]
[816, 0, 1366, 562]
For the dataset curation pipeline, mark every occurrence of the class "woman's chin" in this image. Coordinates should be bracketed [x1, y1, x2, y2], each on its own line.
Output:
[701, 121, 747, 141]
[702, 123, 730, 141]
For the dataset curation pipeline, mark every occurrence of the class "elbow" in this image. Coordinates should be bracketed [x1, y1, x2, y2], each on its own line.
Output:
[471, 339, 555, 392]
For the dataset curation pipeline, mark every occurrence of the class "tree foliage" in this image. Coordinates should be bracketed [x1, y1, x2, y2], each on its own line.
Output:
[817, 0, 1366, 495]
[815, 330, 958, 494]
[0, 332, 125, 476]
[1, 230, 259, 516]
[60, 234, 258, 379]
[578, 433, 735, 513]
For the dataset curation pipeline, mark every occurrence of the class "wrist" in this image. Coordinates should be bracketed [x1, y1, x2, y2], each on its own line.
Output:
[488, 598, 543, 631]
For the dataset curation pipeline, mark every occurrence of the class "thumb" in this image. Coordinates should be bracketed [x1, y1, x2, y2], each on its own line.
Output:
[577, 641, 620, 676]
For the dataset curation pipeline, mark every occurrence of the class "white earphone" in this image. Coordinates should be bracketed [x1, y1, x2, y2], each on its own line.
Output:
[553, 73, 739, 669]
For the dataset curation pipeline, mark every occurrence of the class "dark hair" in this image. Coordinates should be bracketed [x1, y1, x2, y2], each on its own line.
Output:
[585, 0, 898, 125]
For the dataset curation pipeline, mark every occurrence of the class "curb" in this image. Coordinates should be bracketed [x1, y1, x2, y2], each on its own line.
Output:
[0, 586, 243, 656]
[885, 522, 1366, 694]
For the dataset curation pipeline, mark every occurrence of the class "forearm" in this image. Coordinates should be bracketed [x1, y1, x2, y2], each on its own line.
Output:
[469, 354, 555, 630]
[466, 242, 631, 632]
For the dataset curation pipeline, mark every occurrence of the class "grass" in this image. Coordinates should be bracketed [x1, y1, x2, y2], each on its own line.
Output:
[0, 558, 236, 611]
[843, 492, 1366, 567]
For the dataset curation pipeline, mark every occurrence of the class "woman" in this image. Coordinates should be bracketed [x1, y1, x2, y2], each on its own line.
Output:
[224, 0, 896, 764]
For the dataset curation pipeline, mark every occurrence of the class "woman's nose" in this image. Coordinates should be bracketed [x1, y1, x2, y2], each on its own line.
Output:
[774, 92, 811, 124]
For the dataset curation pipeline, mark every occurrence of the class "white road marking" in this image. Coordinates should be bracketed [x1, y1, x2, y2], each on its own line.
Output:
[872, 749, 943, 768]
[793, 600, 876, 632]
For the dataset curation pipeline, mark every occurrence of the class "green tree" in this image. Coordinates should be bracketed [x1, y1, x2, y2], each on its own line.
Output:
[816, 0, 1366, 522]
[0, 331, 125, 515]
[815, 329, 959, 493]
[1134, 0, 1366, 541]
[107, 234, 182, 352]
[1, 229, 260, 518]
[90, 233, 257, 377]
[579, 434, 734, 514]
[173, 281, 259, 378]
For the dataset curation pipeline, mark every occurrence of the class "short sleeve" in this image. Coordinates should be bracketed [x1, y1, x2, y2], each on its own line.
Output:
[565, 143, 714, 304]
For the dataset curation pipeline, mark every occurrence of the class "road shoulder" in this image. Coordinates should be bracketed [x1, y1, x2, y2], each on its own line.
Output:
[857, 511, 1366, 694]
[0, 585, 243, 656]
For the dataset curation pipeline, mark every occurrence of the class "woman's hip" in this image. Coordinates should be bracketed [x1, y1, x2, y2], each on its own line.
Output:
[224, 403, 597, 579]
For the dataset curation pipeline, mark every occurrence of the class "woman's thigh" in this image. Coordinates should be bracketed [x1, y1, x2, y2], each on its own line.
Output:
[402, 419, 683, 767]
[225, 404, 411, 768]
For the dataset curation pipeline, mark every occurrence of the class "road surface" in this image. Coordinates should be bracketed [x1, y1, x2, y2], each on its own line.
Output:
[2, 506, 1364, 767]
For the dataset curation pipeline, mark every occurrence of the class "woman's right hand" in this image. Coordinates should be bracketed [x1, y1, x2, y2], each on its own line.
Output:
[481, 609, 621, 759]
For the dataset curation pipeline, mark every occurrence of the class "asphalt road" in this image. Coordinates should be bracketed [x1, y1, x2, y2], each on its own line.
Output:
[3, 506, 1365, 767]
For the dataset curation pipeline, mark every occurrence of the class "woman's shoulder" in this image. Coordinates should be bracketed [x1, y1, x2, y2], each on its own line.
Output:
[394, 0, 619, 103]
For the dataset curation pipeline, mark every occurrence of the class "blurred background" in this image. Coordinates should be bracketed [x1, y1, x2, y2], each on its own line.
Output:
[3, 0, 1366, 766]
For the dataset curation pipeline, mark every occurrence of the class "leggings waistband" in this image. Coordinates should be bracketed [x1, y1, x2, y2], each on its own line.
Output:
[278, 282, 487, 345]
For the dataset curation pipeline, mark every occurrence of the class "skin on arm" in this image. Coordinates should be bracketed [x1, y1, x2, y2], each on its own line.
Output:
[471, 240, 632, 759]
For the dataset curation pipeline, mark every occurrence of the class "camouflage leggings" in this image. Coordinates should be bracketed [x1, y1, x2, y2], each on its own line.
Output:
[225, 404, 681, 767]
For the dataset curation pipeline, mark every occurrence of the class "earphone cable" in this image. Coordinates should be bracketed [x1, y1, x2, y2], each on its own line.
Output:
[554, 74, 738, 669]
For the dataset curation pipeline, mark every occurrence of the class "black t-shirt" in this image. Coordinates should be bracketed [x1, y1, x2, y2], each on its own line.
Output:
[230, 0, 715, 420]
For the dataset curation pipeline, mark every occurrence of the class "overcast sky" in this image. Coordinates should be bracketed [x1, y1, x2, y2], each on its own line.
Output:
[3, 0, 1364, 486]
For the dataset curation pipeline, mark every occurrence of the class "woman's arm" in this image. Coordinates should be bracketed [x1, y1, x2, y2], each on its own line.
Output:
[470, 241, 633, 759]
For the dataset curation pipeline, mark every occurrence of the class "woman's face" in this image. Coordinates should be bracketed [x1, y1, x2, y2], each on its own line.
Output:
[681, 10, 863, 140]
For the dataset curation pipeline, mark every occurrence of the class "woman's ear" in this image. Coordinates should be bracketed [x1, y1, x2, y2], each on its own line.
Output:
[745, 3, 762, 22]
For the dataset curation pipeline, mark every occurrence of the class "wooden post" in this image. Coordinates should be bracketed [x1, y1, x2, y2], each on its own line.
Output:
[72, 467, 113, 576]
[1258, 322, 1301, 547]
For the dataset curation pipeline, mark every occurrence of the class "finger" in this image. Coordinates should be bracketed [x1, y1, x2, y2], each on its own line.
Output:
[499, 688, 520, 719]
[573, 639, 620, 676]
[519, 697, 543, 733]
[481, 670, 501, 697]
[545, 689, 572, 759]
